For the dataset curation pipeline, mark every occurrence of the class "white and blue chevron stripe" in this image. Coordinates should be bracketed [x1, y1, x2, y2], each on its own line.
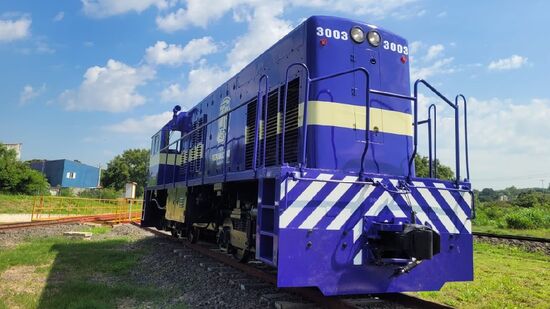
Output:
[279, 172, 473, 235]
[279, 172, 472, 265]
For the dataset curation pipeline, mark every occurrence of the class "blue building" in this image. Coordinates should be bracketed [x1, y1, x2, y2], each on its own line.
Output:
[30, 159, 100, 188]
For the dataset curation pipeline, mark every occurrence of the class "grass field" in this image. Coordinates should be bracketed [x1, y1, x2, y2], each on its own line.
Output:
[0, 194, 35, 214]
[0, 226, 180, 309]
[415, 241, 550, 308]
[0, 194, 142, 221]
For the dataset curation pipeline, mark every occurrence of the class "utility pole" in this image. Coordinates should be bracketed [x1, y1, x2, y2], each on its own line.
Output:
[541, 179, 545, 189]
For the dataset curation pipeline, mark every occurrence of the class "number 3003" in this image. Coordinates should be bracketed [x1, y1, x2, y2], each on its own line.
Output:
[316, 27, 348, 41]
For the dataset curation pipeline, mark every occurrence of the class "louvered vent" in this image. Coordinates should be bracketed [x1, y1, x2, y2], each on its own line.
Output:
[263, 89, 279, 166]
[245, 98, 257, 169]
[281, 78, 300, 165]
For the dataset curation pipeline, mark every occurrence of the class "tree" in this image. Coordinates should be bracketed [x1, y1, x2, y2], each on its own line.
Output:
[414, 155, 454, 180]
[0, 144, 49, 195]
[102, 149, 149, 197]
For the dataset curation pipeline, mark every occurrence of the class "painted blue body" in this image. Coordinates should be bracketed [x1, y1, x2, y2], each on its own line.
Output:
[30, 159, 99, 188]
[144, 16, 473, 295]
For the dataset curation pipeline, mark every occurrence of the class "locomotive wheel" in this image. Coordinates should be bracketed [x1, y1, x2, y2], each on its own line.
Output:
[217, 227, 230, 252]
[232, 247, 250, 263]
[188, 226, 199, 244]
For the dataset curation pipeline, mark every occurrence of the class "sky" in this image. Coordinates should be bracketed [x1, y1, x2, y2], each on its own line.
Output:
[0, 0, 549, 190]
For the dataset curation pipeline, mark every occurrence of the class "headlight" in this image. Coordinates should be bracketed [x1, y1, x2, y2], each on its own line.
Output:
[350, 26, 365, 43]
[367, 30, 381, 47]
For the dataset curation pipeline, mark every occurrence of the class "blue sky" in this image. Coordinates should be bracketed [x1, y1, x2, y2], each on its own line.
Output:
[0, 0, 549, 189]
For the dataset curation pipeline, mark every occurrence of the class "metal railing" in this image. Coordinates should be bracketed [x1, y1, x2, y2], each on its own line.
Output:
[31, 196, 143, 222]
[157, 63, 471, 187]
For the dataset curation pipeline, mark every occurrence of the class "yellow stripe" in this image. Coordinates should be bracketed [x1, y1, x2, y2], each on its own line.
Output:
[304, 100, 413, 136]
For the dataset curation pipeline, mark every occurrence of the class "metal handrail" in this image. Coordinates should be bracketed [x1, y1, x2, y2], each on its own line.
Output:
[254, 74, 269, 172]
[281, 63, 310, 165]
[309, 67, 371, 179]
[429, 104, 437, 178]
[455, 94, 470, 181]
[417, 104, 437, 178]
[412, 79, 466, 187]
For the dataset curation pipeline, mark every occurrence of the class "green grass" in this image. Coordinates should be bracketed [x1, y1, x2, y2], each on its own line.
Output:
[416, 241, 550, 308]
[0, 194, 35, 213]
[0, 233, 179, 309]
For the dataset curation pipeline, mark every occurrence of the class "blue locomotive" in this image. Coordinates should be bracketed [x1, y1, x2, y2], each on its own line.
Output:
[142, 15, 473, 296]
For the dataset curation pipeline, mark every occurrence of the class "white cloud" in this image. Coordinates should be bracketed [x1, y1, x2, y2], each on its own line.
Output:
[0, 17, 31, 42]
[409, 42, 455, 80]
[424, 44, 444, 61]
[488, 55, 528, 71]
[156, 0, 416, 32]
[145, 37, 218, 67]
[105, 111, 172, 134]
[19, 84, 45, 105]
[60, 59, 155, 112]
[160, 83, 185, 103]
[226, 2, 292, 73]
[53, 11, 64, 22]
[179, 62, 232, 103]
[82, 0, 171, 18]
[290, 0, 416, 18]
[419, 97, 550, 188]
[437, 11, 447, 18]
[411, 57, 455, 80]
[156, 0, 242, 32]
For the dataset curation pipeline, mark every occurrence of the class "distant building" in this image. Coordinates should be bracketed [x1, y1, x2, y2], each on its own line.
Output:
[499, 195, 509, 202]
[30, 159, 100, 189]
[2, 143, 22, 160]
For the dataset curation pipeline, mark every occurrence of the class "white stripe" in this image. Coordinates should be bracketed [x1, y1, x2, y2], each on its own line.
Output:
[433, 183, 471, 233]
[402, 194, 439, 233]
[383, 180, 438, 233]
[353, 219, 363, 265]
[279, 174, 333, 228]
[413, 182, 459, 233]
[299, 176, 357, 229]
[353, 250, 362, 265]
[280, 177, 298, 202]
[364, 191, 407, 218]
[326, 185, 376, 230]
[460, 192, 473, 209]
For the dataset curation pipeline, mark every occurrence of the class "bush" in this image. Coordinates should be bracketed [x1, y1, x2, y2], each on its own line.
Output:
[78, 188, 120, 199]
[0, 144, 49, 195]
[58, 187, 74, 197]
[504, 208, 550, 229]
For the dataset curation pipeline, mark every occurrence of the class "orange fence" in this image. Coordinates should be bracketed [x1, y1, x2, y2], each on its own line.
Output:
[31, 196, 143, 223]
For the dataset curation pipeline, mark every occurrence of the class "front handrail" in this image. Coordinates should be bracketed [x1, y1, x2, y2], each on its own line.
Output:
[415, 104, 437, 178]
[455, 94, 470, 181]
[309, 67, 371, 179]
[412, 79, 464, 187]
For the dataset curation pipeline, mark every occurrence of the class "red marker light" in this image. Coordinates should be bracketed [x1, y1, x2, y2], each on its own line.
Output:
[400, 55, 407, 64]
[320, 38, 328, 46]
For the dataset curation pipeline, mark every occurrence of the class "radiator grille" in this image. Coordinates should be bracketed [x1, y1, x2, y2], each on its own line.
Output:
[281, 78, 300, 165]
[245, 78, 300, 169]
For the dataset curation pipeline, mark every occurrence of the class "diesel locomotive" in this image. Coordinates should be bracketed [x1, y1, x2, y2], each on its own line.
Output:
[142, 15, 474, 296]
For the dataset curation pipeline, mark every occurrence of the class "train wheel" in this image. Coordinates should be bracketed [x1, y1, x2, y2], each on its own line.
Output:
[217, 227, 230, 252]
[232, 247, 250, 263]
[188, 226, 199, 244]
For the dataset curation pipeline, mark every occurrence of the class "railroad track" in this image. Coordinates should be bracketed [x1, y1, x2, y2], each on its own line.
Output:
[473, 232, 550, 243]
[134, 223, 451, 309]
[0, 214, 138, 230]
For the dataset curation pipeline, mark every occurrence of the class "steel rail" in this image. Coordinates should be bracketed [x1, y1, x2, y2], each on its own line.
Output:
[135, 223, 452, 309]
[473, 232, 550, 243]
